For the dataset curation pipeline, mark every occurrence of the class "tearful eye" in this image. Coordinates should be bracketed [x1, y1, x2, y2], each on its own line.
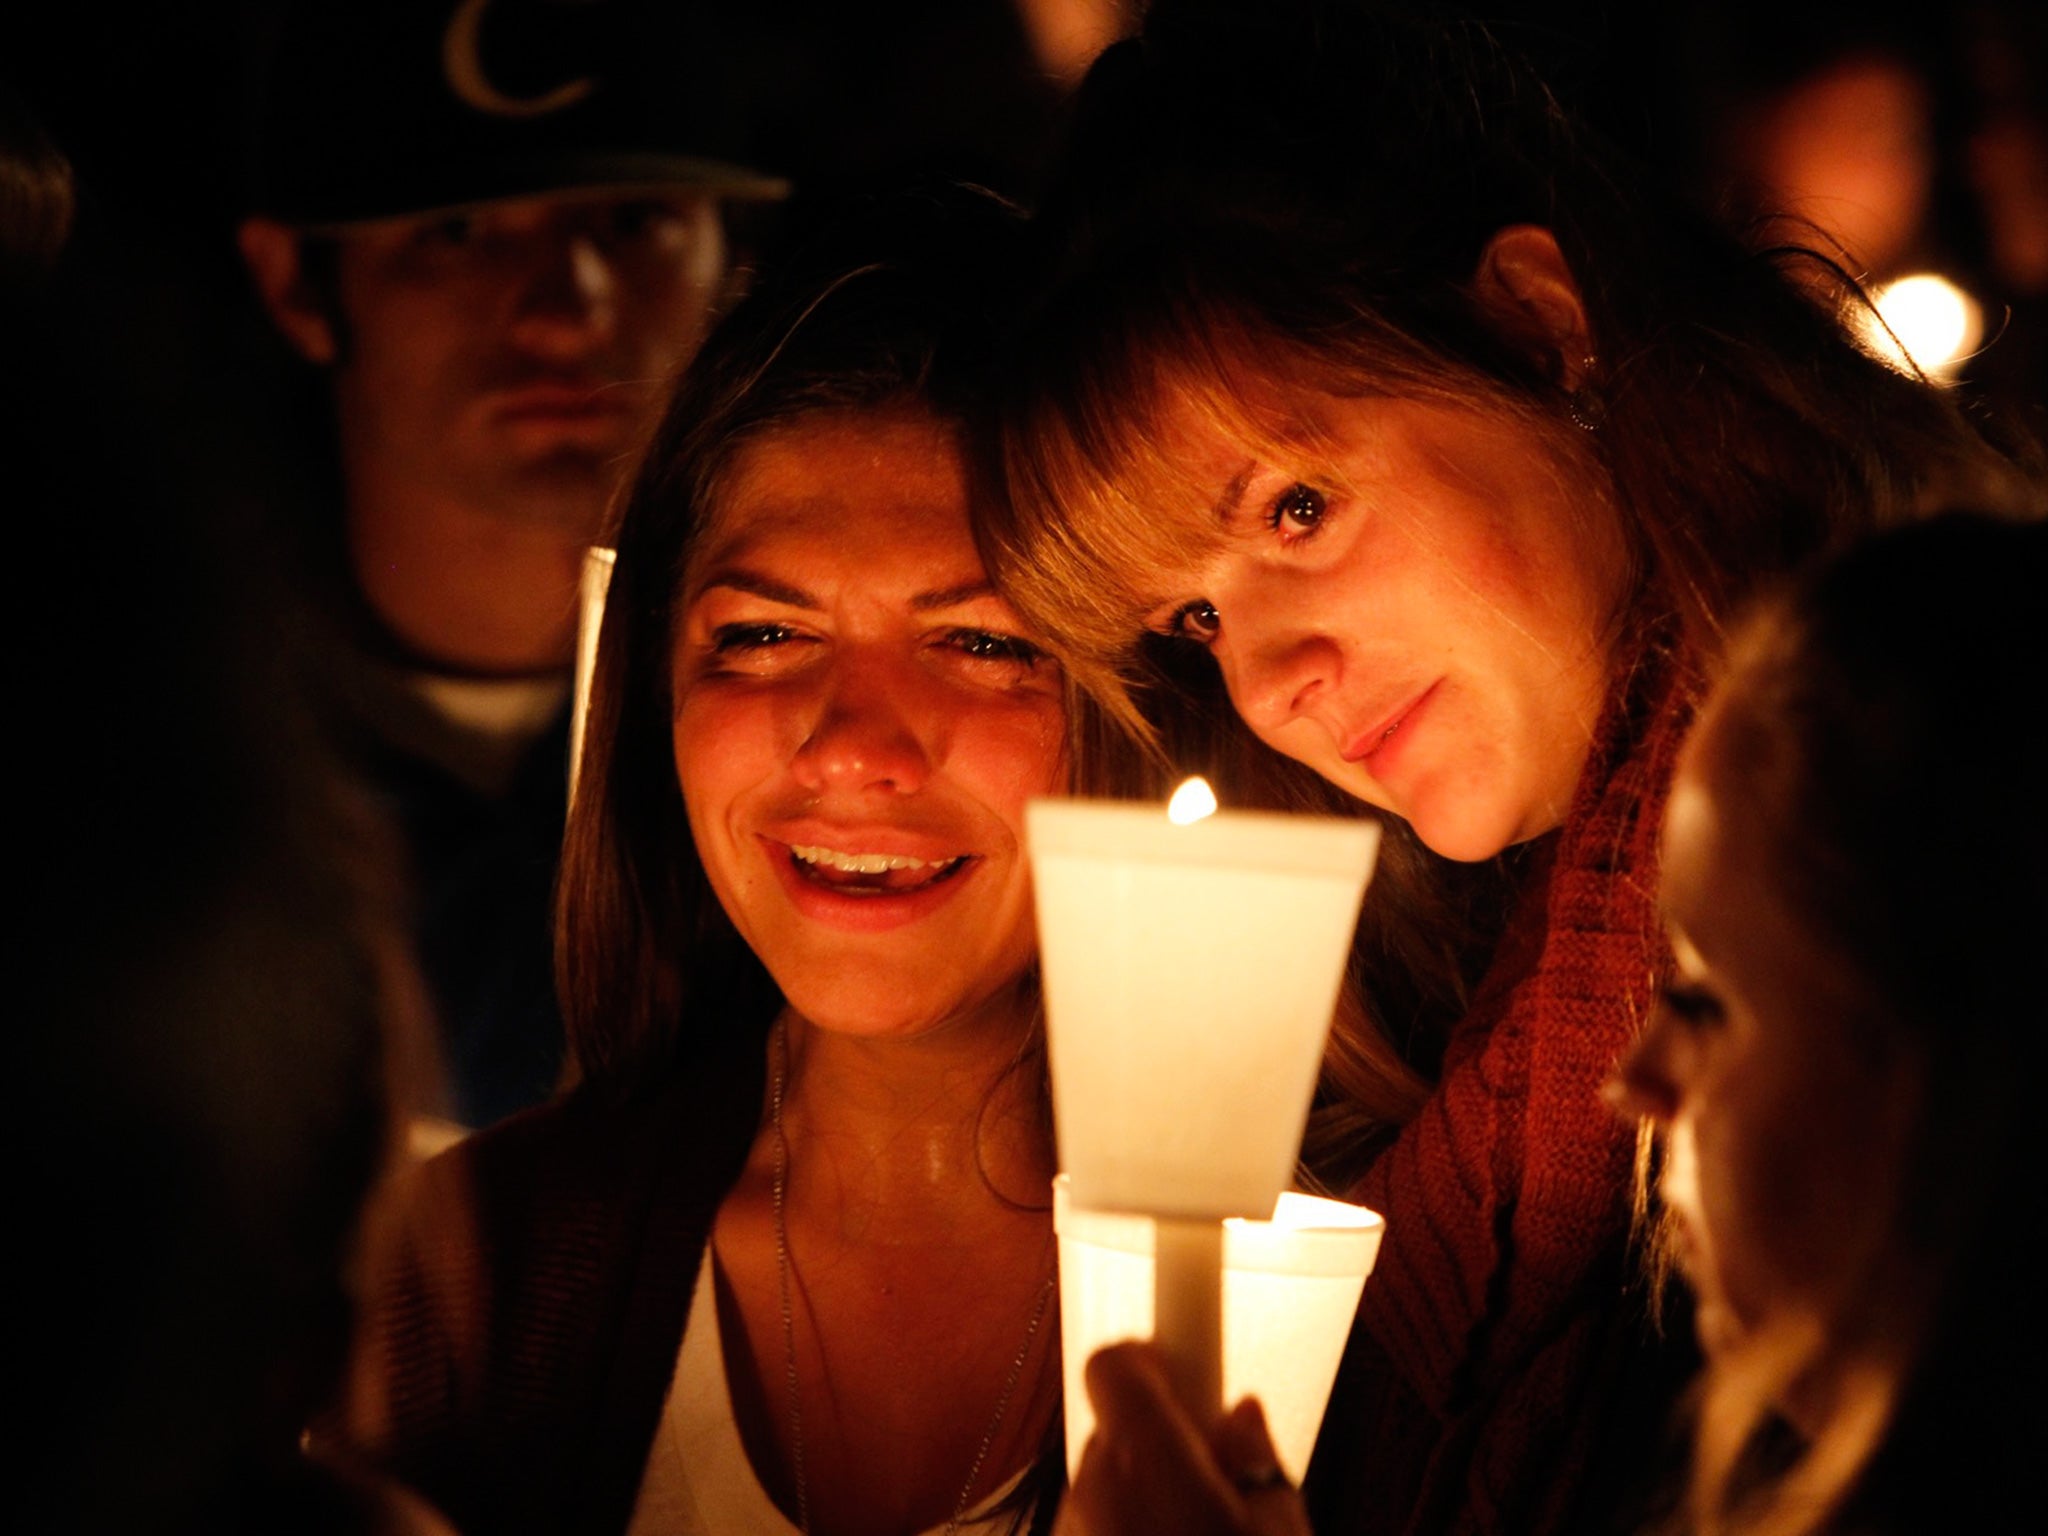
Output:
[710, 622, 798, 654]
[948, 629, 1044, 665]
[1172, 600, 1222, 642]
[1271, 483, 1326, 533]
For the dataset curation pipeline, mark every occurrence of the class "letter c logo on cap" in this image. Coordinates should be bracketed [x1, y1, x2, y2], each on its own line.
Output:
[443, 0, 595, 119]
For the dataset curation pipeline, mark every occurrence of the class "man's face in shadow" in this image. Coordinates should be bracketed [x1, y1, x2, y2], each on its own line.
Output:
[248, 191, 725, 537]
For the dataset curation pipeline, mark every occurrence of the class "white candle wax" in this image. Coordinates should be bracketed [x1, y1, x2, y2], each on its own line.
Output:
[1054, 1179, 1386, 1481]
[1026, 797, 1380, 1222]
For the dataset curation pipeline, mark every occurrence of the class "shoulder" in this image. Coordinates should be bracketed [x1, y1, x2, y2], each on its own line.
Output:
[342, 1066, 759, 1455]
[399, 1070, 752, 1292]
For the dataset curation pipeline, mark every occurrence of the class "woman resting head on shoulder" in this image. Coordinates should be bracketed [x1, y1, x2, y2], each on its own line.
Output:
[347, 191, 1138, 1536]
[982, 2, 2041, 1530]
[989, 0, 2035, 866]
[1613, 509, 2048, 1534]
[988, 0, 2041, 1189]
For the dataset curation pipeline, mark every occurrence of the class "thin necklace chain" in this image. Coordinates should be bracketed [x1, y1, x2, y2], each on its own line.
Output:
[771, 1020, 811, 1535]
[769, 1020, 1055, 1536]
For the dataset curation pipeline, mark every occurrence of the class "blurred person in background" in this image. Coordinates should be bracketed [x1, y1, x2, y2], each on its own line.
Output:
[1636, 0, 2046, 423]
[9, 93, 447, 1536]
[1705, 15, 1938, 281]
[1610, 509, 2048, 1535]
[236, 0, 785, 1130]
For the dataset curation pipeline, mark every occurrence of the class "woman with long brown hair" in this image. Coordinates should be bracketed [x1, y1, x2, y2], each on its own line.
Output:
[340, 194, 1144, 1536]
[982, 3, 2040, 1532]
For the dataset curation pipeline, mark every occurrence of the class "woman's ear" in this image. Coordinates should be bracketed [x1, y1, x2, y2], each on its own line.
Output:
[237, 217, 340, 365]
[1470, 225, 1594, 389]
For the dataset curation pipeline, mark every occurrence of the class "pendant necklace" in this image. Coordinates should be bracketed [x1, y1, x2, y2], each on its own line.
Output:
[770, 1020, 1056, 1536]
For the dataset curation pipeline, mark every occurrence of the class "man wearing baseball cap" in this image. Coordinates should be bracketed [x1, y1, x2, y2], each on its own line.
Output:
[239, 0, 783, 1129]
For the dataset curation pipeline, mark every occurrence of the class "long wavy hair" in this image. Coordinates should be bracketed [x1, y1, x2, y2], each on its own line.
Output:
[981, 0, 2042, 1173]
[556, 190, 1147, 1100]
[1673, 511, 2046, 1535]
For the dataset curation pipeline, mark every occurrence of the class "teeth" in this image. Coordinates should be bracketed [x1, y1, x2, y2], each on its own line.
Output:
[789, 843, 945, 874]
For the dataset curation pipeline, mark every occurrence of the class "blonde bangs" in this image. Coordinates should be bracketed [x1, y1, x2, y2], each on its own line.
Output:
[990, 286, 1321, 670]
[987, 264, 1571, 755]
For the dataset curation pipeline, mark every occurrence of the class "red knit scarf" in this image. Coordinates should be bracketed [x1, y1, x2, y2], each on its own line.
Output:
[1336, 641, 1701, 1536]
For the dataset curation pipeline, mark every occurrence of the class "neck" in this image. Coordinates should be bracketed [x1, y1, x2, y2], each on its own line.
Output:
[776, 991, 1053, 1223]
[721, 991, 1060, 1536]
[342, 466, 589, 675]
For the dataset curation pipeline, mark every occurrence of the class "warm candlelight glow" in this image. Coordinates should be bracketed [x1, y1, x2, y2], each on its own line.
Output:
[1859, 272, 1982, 379]
[1054, 1177, 1384, 1481]
[1166, 775, 1219, 825]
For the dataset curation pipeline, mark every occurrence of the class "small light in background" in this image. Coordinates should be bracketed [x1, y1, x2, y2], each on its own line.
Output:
[1859, 272, 1983, 379]
[1166, 775, 1219, 825]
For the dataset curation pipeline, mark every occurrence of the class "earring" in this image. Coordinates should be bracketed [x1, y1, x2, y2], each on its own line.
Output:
[1567, 353, 1603, 432]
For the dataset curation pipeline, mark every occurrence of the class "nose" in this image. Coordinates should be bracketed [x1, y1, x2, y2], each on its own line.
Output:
[1607, 1018, 1685, 1123]
[1222, 629, 1345, 740]
[507, 230, 617, 360]
[790, 659, 936, 797]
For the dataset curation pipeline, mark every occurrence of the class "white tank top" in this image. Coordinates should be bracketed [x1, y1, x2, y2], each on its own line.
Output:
[626, 1251, 1032, 1535]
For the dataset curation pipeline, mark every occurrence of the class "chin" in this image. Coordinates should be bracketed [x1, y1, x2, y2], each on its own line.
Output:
[485, 453, 614, 534]
[1404, 762, 1570, 862]
[777, 969, 1016, 1043]
[1405, 798, 1524, 864]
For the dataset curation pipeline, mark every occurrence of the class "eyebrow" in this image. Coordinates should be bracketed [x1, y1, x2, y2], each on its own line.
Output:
[696, 570, 1000, 612]
[700, 570, 815, 608]
[1211, 462, 1256, 528]
[911, 579, 998, 610]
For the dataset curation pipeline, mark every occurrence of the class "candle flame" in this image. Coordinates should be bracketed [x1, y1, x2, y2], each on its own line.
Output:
[1166, 776, 1219, 825]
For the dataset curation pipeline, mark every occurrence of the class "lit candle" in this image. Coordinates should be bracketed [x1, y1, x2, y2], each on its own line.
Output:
[1166, 774, 1219, 824]
[1027, 780, 1381, 1418]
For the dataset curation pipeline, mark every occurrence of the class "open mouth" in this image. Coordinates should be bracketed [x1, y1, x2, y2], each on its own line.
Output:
[787, 843, 971, 896]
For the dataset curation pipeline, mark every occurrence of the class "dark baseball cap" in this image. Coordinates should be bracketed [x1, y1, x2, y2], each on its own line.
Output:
[246, 0, 787, 227]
